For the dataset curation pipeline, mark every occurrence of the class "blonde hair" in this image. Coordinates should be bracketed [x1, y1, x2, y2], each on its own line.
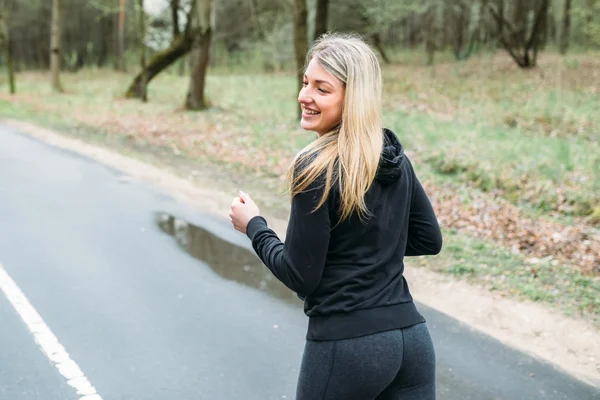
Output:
[288, 33, 383, 222]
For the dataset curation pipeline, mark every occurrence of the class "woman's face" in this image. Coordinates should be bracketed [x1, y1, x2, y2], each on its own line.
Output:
[298, 58, 345, 136]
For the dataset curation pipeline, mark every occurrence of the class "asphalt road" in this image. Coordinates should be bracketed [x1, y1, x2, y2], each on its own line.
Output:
[1, 124, 598, 400]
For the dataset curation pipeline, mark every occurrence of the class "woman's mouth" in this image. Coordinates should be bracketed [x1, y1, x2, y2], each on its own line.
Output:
[302, 107, 320, 117]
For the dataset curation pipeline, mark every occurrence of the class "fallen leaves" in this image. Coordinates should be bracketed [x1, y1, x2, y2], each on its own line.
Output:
[426, 180, 600, 275]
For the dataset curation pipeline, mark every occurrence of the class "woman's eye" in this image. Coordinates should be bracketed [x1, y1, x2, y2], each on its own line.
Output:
[318, 88, 327, 93]
[302, 81, 308, 86]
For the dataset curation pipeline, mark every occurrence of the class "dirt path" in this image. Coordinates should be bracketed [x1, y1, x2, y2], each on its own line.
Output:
[4, 119, 600, 389]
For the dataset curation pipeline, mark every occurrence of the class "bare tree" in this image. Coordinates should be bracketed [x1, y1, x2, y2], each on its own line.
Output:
[125, 2, 197, 99]
[50, 0, 63, 92]
[314, 0, 329, 40]
[424, 4, 438, 66]
[185, 0, 212, 110]
[489, 0, 550, 68]
[0, 1, 15, 94]
[559, 0, 571, 54]
[294, 0, 308, 117]
[137, 0, 147, 101]
[117, 0, 126, 71]
[497, 0, 504, 38]
[171, 0, 181, 38]
[169, 0, 188, 76]
[450, 2, 470, 60]
[370, 32, 390, 64]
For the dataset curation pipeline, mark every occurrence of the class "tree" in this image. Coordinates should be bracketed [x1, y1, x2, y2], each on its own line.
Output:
[0, 1, 15, 94]
[137, 0, 147, 101]
[124, 2, 196, 99]
[185, 0, 212, 110]
[584, 0, 600, 45]
[424, 3, 442, 66]
[488, 0, 550, 68]
[50, 0, 63, 92]
[116, 0, 126, 71]
[294, 0, 308, 118]
[559, 0, 571, 54]
[170, 0, 187, 76]
[314, 0, 329, 40]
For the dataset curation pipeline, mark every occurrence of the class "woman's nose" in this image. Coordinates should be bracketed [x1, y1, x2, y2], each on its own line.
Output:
[298, 91, 311, 104]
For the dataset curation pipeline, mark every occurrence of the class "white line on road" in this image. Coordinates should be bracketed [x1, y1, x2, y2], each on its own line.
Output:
[0, 264, 103, 400]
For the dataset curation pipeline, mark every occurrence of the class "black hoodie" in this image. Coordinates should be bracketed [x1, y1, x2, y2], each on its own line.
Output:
[246, 128, 442, 340]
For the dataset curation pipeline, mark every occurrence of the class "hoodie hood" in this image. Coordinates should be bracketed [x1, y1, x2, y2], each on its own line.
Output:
[375, 128, 405, 185]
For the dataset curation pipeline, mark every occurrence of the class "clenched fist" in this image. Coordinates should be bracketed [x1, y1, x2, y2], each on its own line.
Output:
[229, 191, 261, 234]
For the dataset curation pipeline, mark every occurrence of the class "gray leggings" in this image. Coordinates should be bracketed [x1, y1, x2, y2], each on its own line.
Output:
[296, 323, 436, 400]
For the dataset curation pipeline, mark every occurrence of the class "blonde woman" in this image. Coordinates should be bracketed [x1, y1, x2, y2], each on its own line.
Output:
[229, 33, 442, 399]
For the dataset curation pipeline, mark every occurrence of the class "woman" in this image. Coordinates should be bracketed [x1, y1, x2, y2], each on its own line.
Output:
[229, 33, 442, 400]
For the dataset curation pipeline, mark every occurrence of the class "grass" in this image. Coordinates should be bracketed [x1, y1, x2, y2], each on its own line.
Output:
[421, 228, 600, 326]
[1, 49, 599, 325]
[381, 52, 600, 219]
[388, 110, 599, 217]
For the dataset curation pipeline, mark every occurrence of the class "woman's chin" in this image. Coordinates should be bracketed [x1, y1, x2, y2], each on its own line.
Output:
[300, 119, 314, 131]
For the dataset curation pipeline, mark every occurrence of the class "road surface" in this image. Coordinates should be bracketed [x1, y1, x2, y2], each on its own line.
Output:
[1, 124, 598, 399]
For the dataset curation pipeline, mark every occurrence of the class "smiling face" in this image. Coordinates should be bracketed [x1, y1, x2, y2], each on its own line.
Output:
[298, 58, 345, 136]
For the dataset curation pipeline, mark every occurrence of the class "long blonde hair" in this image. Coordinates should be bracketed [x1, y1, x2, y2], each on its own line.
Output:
[288, 33, 383, 222]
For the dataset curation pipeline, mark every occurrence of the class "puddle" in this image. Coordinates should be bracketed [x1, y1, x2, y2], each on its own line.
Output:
[155, 212, 301, 306]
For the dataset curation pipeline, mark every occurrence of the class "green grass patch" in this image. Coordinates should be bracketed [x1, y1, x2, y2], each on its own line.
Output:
[419, 229, 600, 326]
[385, 110, 599, 218]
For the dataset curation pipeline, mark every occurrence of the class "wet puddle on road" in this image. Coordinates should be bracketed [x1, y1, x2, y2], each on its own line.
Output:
[154, 212, 301, 306]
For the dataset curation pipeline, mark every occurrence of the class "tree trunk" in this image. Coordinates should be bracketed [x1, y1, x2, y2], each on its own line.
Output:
[313, 0, 328, 41]
[294, 0, 308, 118]
[97, 12, 112, 67]
[488, 0, 549, 68]
[124, 2, 197, 98]
[50, 0, 63, 92]
[125, 31, 194, 98]
[137, 0, 147, 101]
[528, 0, 550, 66]
[74, 3, 86, 71]
[371, 32, 390, 64]
[559, 0, 571, 54]
[513, 0, 526, 49]
[117, 0, 126, 71]
[185, 0, 212, 110]
[478, 0, 488, 44]
[171, 0, 186, 76]
[453, 4, 469, 60]
[497, 0, 504, 39]
[425, 6, 437, 66]
[0, 8, 15, 94]
[171, 0, 180, 38]
[407, 12, 418, 48]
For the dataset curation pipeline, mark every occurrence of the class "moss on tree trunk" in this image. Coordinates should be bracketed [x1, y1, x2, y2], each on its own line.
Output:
[124, 33, 194, 99]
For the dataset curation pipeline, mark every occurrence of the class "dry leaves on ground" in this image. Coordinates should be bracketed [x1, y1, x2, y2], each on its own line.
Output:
[425, 181, 600, 275]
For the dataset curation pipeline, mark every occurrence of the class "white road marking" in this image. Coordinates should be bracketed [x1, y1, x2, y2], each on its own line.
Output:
[0, 264, 103, 400]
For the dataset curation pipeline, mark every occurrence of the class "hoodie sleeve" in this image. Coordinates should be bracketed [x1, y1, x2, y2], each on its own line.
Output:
[246, 181, 330, 297]
[405, 172, 443, 257]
